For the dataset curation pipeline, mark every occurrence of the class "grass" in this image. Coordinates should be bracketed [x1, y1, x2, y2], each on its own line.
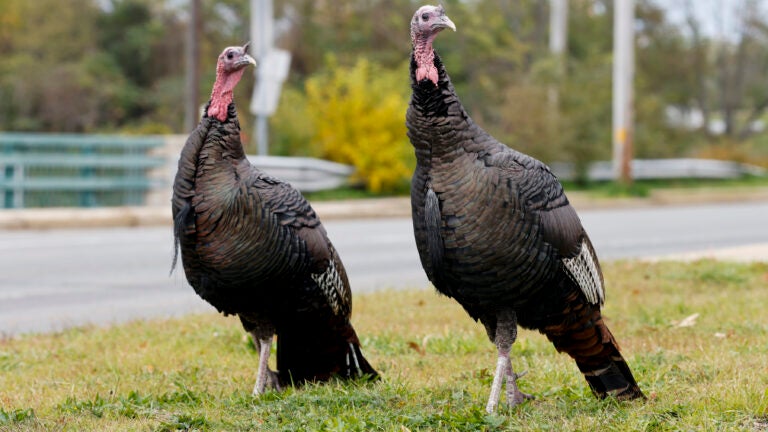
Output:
[1, 260, 767, 431]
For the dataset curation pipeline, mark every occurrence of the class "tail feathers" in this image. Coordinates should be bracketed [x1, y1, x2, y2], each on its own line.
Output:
[344, 340, 378, 380]
[543, 295, 645, 401]
[276, 319, 378, 387]
[580, 353, 645, 400]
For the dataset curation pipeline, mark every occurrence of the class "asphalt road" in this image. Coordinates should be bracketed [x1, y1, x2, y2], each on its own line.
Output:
[1, 201, 766, 335]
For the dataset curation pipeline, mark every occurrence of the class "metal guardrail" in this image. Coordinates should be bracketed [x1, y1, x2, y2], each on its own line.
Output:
[247, 155, 355, 191]
[0, 133, 355, 208]
[1, 133, 166, 208]
[3, 132, 763, 209]
[550, 158, 767, 181]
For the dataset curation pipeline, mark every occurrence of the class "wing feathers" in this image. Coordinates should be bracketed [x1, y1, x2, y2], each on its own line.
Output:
[561, 238, 605, 305]
[425, 187, 445, 285]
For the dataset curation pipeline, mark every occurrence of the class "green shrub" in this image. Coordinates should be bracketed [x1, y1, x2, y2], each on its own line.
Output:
[304, 57, 413, 194]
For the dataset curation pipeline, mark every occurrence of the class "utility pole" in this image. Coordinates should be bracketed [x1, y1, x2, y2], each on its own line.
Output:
[548, 0, 567, 116]
[549, 0, 567, 56]
[251, 0, 273, 156]
[184, 0, 201, 132]
[612, 0, 635, 184]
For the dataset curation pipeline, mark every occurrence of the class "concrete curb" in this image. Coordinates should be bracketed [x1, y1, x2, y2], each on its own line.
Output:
[0, 198, 413, 230]
[645, 243, 768, 263]
[1, 187, 767, 230]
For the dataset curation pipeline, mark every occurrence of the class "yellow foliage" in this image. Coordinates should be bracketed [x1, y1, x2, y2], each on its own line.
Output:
[696, 140, 768, 168]
[305, 58, 413, 193]
[0, 0, 23, 51]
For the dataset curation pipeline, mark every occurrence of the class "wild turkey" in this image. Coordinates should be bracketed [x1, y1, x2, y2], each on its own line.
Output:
[171, 43, 377, 394]
[406, 6, 644, 412]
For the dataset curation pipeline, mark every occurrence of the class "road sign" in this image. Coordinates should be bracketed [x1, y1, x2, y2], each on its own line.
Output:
[250, 49, 291, 117]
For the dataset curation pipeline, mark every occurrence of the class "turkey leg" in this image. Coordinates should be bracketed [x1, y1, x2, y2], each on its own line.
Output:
[486, 353, 508, 413]
[485, 310, 532, 412]
[250, 334, 282, 395]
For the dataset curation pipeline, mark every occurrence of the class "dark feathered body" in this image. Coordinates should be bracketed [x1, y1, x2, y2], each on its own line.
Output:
[173, 103, 376, 386]
[407, 51, 643, 400]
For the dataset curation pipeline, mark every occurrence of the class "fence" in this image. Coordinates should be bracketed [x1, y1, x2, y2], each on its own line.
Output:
[4, 132, 763, 209]
[247, 155, 354, 191]
[550, 158, 767, 181]
[0, 133, 354, 209]
[0, 133, 167, 208]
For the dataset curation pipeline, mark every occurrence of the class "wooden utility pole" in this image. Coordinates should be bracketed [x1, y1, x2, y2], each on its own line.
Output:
[185, 0, 201, 132]
[612, 0, 635, 184]
[549, 0, 567, 105]
[547, 0, 567, 169]
[549, 0, 567, 56]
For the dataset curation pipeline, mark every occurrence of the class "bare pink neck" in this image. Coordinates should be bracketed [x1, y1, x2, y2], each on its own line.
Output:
[413, 34, 439, 86]
[207, 66, 246, 122]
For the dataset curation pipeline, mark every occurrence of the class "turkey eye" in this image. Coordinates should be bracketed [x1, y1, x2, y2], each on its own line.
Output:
[421, 13, 429, 21]
[226, 52, 234, 59]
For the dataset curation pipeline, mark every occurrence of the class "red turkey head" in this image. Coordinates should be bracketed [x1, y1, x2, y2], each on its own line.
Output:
[217, 43, 257, 73]
[410, 5, 455, 86]
[410, 4, 456, 45]
[208, 43, 257, 122]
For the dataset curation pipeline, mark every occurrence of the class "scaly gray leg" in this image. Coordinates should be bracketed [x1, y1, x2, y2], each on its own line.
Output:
[250, 334, 281, 395]
[485, 310, 531, 413]
[486, 352, 508, 413]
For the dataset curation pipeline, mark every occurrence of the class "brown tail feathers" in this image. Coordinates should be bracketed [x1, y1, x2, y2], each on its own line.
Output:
[543, 290, 645, 400]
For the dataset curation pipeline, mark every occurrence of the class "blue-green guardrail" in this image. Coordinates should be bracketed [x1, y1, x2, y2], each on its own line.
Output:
[0, 133, 166, 208]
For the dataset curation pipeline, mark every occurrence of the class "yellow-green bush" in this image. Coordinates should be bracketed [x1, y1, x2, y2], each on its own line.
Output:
[269, 86, 317, 157]
[304, 57, 413, 193]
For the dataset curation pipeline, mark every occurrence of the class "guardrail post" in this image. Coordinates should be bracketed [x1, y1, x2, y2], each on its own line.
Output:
[125, 144, 141, 206]
[145, 135, 186, 207]
[80, 145, 96, 207]
[3, 163, 12, 208]
[12, 163, 24, 208]
[2, 147, 24, 208]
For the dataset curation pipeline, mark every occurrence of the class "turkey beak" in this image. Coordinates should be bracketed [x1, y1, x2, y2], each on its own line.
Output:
[434, 15, 456, 32]
[238, 42, 257, 68]
[235, 53, 257, 69]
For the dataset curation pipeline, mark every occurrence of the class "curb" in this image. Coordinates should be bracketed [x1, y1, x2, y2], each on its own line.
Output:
[1, 188, 767, 230]
[0, 198, 413, 230]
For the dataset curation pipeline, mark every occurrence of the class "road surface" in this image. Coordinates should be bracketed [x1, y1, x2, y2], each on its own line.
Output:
[1, 202, 766, 335]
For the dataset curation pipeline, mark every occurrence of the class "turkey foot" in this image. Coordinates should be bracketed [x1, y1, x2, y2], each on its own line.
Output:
[505, 361, 534, 407]
[486, 310, 531, 412]
[486, 356, 534, 412]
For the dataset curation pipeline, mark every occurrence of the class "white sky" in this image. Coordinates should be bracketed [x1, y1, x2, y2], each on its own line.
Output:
[657, 0, 768, 39]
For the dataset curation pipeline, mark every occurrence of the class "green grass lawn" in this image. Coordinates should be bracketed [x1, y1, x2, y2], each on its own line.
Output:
[2, 260, 767, 431]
